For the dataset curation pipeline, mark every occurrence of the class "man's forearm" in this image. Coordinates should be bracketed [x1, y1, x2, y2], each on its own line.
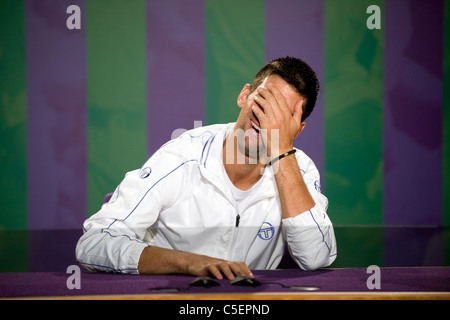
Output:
[138, 246, 254, 279]
[274, 155, 337, 271]
[273, 155, 315, 218]
[138, 246, 190, 275]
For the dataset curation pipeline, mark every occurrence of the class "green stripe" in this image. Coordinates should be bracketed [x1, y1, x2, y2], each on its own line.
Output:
[332, 227, 384, 267]
[444, 0, 450, 227]
[206, 0, 265, 125]
[0, 231, 27, 272]
[324, 0, 384, 225]
[86, 0, 147, 216]
[0, 0, 27, 230]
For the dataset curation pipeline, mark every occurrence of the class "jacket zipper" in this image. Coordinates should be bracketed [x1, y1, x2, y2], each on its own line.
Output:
[229, 193, 276, 260]
[228, 208, 240, 261]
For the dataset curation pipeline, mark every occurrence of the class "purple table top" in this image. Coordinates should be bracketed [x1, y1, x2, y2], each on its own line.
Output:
[1, 267, 449, 299]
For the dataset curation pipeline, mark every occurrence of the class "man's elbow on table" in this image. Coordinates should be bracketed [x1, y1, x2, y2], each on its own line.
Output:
[290, 240, 337, 271]
[297, 254, 336, 271]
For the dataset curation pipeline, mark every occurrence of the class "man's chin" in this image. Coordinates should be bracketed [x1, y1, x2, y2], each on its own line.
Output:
[239, 142, 268, 163]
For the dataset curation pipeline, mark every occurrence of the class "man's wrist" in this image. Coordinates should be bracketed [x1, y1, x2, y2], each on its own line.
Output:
[269, 149, 296, 166]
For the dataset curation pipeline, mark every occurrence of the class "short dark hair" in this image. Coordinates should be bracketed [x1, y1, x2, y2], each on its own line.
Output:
[249, 56, 320, 122]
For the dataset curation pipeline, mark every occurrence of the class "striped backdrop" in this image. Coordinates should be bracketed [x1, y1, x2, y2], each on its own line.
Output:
[1, 0, 449, 231]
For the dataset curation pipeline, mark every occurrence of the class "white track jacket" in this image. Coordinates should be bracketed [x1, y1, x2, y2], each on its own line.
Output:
[76, 123, 337, 273]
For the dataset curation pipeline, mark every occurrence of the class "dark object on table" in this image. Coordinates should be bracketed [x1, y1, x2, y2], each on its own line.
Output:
[230, 275, 261, 287]
[190, 276, 220, 288]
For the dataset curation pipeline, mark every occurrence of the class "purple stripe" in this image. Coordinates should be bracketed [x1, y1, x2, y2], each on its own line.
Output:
[265, 0, 325, 185]
[26, 0, 86, 229]
[384, 227, 444, 267]
[147, 0, 205, 156]
[384, 0, 443, 225]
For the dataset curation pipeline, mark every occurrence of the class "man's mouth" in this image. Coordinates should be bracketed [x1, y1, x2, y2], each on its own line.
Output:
[251, 120, 261, 134]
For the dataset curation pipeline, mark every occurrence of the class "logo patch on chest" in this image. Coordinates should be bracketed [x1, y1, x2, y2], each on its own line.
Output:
[258, 222, 275, 240]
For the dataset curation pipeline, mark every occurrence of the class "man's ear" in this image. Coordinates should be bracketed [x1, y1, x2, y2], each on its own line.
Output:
[295, 122, 307, 138]
[237, 84, 251, 108]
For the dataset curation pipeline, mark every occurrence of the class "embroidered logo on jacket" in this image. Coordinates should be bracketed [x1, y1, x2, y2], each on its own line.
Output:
[139, 167, 152, 179]
[258, 222, 275, 240]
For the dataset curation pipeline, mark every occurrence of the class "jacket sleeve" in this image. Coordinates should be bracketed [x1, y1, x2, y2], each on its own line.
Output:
[281, 155, 337, 271]
[75, 145, 190, 274]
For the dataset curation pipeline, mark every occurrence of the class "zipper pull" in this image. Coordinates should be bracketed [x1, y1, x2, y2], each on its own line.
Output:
[235, 214, 240, 227]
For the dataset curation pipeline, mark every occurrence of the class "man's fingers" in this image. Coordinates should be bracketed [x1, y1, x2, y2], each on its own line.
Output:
[217, 262, 235, 280]
[207, 264, 224, 280]
[208, 261, 253, 280]
[207, 262, 234, 280]
[256, 87, 279, 118]
[254, 94, 274, 120]
[231, 262, 254, 278]
[252, 103, 267, 124]
[256, 85, 296, 128]
[265, 83, 290, 115]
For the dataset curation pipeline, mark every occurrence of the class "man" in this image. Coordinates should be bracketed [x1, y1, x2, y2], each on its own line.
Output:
[76, 57, 337, 280]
